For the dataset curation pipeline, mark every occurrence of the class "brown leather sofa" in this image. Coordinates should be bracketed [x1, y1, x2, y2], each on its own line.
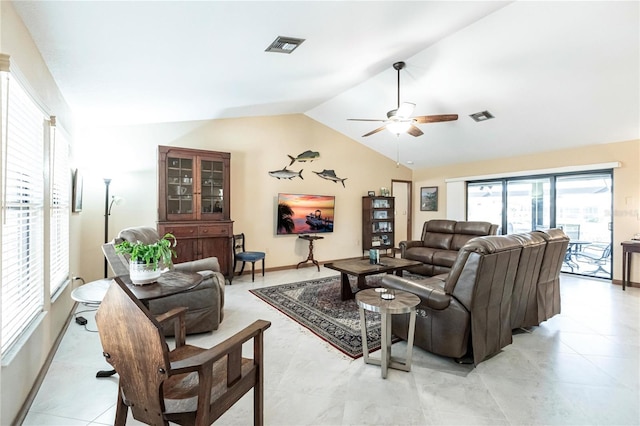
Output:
[102, 226, 225, 336]
[384, 234, 523, 364]
[382, 229, 569, 364]
[400, 220, 499, 276]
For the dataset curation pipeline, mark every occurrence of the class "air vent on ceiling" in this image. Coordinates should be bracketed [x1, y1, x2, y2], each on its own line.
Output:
[265, 36, 305, 54]
[469, 110, 495, 122]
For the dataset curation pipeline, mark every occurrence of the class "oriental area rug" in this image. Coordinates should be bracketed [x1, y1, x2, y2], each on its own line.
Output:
[250, 274, 425, 359]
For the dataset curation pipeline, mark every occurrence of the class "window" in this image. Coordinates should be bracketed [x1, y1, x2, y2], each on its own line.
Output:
[1, 71, 46, 354]
[0, 58, 70, 356]
[49, 122, 70, 296]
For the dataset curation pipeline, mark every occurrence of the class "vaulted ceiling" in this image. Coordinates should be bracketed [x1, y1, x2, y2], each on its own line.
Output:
[12, 1, 639, 169]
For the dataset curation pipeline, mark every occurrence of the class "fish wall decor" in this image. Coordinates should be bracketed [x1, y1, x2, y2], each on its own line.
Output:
[288, 150, 320, 166]
[313, 169, 347, 188]
[268, 167, 304, 180]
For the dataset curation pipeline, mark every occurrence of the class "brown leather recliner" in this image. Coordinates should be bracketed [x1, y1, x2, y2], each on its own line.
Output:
[510, 232, 547, 329]
[400, 220, 499, 276]
[509, 229, 568, 329]
[382, 234, 523, 364]
[102, 226, 225, 335]
[532, 228, 569, 323]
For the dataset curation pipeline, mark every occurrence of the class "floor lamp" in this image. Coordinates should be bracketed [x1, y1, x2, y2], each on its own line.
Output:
[103, 178, 112, 278]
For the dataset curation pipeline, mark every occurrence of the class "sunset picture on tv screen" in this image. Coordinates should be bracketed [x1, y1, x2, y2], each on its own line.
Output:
[277, 193, 335, 235]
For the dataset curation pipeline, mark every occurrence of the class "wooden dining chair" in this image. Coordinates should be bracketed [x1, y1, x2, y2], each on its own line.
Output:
[95, 277, 271, 426]
[233, 233, 266, 282]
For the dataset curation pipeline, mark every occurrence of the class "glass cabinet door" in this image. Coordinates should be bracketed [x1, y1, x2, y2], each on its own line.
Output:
[200, 159, 225, 217]
[166, 156, 194, 217]
[159, 146, 230, 222]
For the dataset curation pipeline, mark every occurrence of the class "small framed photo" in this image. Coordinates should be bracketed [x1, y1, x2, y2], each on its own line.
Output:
[367, 191, 375, 196]
[420, 186, 438, 211]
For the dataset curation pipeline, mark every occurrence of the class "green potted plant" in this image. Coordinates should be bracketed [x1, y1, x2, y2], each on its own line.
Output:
[114, 233, 177, 285]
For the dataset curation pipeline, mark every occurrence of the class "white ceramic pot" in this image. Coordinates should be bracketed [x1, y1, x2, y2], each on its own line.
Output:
[129, 260, 161, 285]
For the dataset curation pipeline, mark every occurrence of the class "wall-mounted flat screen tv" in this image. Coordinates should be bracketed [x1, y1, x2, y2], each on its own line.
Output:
[277, 193, 335, 235]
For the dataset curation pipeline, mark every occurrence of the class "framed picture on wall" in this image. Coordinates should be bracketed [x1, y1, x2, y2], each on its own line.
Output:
[72, 168, 83, 213]
[420, 186, 438, 211]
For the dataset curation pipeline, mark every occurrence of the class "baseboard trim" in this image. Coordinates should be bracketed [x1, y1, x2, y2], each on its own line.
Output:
[15, 303, 77, 425]
[612, 279, 640, 289]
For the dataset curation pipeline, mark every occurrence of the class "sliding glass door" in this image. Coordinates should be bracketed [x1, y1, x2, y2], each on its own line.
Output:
[556, 173, 612, 278]
[506, 178, 551, 233]
[467, 170, 612, 279]
[467, 181, 504, 232]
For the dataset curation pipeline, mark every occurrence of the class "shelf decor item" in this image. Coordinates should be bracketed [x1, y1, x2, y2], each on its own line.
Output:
[115, 233, 177, 285]
[420, 186, 438, 211]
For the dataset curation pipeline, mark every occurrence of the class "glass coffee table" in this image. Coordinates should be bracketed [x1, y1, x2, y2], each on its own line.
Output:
[356, 288, 420, 379]
[324, 257, 422, 300]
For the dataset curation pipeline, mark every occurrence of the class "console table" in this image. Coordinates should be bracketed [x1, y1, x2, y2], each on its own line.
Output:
[621, 240, 640, 290]
[296, 235, 323, 271]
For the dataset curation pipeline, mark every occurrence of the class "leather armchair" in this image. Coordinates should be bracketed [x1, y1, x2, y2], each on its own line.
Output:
[382, 234, 522, 364]
[102, 226, 225, 335]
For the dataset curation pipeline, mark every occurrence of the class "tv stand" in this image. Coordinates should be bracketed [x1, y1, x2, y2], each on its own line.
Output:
[296, 235, 324, 271]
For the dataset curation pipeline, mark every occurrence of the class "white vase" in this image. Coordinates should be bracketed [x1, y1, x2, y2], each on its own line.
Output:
[129, 260, 161, 285]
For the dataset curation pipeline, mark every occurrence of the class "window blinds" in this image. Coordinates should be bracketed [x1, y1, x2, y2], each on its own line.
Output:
[1, 71, 46, 355]
[49, 122, 70, 296]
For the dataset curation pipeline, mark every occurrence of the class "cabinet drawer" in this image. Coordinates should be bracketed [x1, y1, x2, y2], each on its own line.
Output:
[160, 225, 198, 238]
[198, 225, 230, 237]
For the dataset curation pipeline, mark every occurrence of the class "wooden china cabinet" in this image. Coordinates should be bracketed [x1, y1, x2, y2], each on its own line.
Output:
[157, 146, 233, 280]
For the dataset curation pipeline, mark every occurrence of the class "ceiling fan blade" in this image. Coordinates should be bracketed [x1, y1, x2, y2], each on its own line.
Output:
[396, 102, 415, 118]
[413, 114, 459, 124]
[406, 125, 424, 137]
[362, 125, 388, 137]
[347, 118, 386, 122]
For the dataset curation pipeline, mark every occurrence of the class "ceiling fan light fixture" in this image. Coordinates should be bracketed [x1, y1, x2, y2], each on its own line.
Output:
[386, 121, 412, 135]
[470, 110, 494, 122]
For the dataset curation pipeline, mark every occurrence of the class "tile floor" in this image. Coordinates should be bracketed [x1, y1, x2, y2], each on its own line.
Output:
[24, 268, 639, 425]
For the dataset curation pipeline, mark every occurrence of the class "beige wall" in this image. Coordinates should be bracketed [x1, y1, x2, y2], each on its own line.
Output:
[2, 1, 639, 423]
[73, 115, 413, 283]
[412, 139, 640, 282]
[1, 2, 77, 424]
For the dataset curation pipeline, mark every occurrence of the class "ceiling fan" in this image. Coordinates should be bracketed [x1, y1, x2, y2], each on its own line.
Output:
[348, 61, 458, 137]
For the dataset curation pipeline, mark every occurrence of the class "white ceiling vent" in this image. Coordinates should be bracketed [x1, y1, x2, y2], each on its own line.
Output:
[265, 36, 305, 54]
[470, 111, 495, 122]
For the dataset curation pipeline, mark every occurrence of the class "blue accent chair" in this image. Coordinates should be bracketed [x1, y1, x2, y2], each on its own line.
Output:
[233, 233, 265, 282]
